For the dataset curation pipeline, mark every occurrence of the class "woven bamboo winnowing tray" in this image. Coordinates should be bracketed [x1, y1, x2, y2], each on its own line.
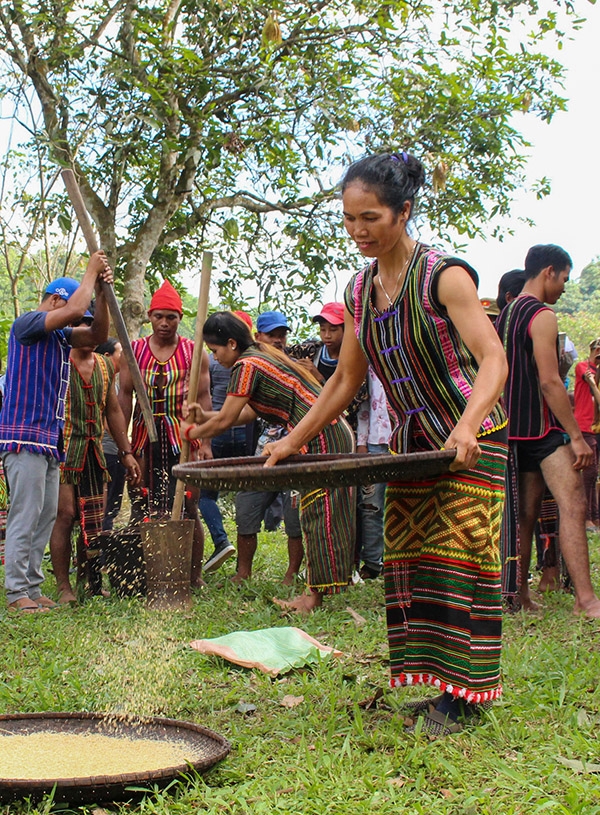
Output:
[0, 712, 230, 803]
[173, 449, 456, 492]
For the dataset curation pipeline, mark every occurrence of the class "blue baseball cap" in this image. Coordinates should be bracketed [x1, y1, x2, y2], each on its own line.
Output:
[45, 277, 80, 301]
[256, 310, 289, 334]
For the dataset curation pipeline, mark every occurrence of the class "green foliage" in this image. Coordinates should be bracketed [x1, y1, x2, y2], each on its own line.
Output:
[0, 1, 592, 335]
[0, 248, 55, 365]
[0, 315, 12, 369]
[556, 258, 600, 359]
[0, 144, 89, 354]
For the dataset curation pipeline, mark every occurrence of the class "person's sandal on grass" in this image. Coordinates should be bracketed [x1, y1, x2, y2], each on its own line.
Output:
[8, 598, 51, 614]
[400, 694, 445, 714]
[405, 708, 463, 738]
[403, 691, 494, 738]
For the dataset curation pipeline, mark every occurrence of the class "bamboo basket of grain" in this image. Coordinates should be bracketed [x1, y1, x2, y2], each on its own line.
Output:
[0, 712, 230, 803]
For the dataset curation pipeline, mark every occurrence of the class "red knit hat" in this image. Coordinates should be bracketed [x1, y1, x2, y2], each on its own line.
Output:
[149, 280, 183, 314]
[233, 310, 253, 331]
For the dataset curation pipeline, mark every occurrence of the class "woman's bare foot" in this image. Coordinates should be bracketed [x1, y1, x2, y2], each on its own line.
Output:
[573, 597, 600, 618]
[272, 592, 323, 614]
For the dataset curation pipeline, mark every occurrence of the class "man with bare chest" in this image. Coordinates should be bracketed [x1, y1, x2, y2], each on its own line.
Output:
[118, 280, 212, 587]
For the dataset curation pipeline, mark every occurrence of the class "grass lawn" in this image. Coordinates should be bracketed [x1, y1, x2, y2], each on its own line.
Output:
[1, 513, 600, 815]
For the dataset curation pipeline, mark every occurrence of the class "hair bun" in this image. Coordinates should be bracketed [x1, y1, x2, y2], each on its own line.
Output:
[402, 153, 426, 191]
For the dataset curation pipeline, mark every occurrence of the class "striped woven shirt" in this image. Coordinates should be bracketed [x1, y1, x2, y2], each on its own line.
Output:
[130, 335, 193, 455]
[345, 244, 506, 454]
[228, 348, 350, 454]
[62, 353, 114, 480]
[496, 293, 562, 440]
[0, 311, 72, 460]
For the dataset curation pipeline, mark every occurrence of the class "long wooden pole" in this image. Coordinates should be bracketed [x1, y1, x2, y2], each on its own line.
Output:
[60, 169, 157, 442]
[171, 251, 213, 520]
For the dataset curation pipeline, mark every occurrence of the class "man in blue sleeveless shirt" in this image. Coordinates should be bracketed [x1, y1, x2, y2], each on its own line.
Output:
[0, 251, 113, 612]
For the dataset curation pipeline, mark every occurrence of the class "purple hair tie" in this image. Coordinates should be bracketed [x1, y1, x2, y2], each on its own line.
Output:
[391, 376, 411, 384]
[401, 151, 409, 164]
[405, 406, 425, 416]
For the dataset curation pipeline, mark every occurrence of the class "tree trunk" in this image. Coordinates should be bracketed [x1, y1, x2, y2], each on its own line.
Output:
[121, 254, 150, 338]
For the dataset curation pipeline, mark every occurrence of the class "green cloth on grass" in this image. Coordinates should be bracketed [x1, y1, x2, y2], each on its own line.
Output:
[190, 626, 341, 675]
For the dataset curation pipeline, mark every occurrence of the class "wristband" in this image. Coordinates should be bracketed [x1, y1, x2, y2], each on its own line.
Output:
[183, 424, 196, 442]
[118, 449, 133, 459]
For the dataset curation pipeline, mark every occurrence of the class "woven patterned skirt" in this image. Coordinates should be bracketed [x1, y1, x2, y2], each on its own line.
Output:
[301, 416, 356, 594]
[538, 488, 559, 567]
[384, 433, 507, 703]
[500, 443, 520, 599]
[300, 484, 355, 594]
[61, 448, 106, 555]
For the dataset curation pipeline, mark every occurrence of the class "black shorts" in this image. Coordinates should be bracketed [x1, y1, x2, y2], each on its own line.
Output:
[514, 430, 568, 472]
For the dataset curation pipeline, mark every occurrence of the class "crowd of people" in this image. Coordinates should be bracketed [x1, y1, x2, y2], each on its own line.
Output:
[1, 150, 600, 739]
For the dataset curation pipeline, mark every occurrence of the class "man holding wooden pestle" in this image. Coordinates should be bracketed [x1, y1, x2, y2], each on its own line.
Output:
[0, 252, 113, 613]
[118, 280, 212, 587]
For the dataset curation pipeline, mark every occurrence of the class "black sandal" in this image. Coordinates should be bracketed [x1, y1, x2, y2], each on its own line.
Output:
[400, 694, 444, 714]
[405, 709, 463, 737]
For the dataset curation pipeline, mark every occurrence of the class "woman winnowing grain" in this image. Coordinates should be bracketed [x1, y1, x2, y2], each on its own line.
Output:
[181, 310, 355, 613]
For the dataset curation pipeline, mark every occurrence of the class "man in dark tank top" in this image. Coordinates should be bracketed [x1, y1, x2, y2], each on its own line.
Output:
[497, 243, 600, 618]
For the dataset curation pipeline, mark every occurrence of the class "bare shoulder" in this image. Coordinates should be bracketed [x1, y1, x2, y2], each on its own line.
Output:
[529, 306, 558, 342]
[437, 265, 487, 322]
[437, 264, 479, 306]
